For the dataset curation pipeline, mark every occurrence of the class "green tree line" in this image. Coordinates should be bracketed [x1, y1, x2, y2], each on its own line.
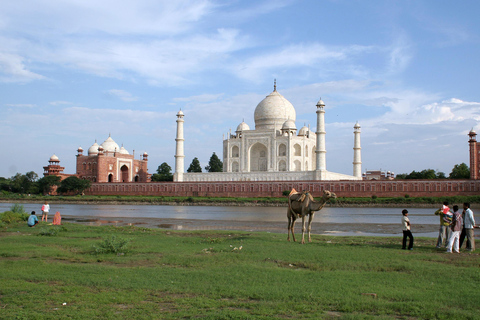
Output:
[0, 172, 91, 195]
[395, 163, 470, 179]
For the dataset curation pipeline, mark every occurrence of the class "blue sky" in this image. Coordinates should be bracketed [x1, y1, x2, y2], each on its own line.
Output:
[1, 0, 480, 179]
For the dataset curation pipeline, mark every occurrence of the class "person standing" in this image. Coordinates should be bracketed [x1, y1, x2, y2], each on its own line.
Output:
[446, 205, 462, 253]
[41, 201, 50, 222]
[402, 209, 414, 250]
[463, 203, 476, 252]
[435, 201, 451, 248]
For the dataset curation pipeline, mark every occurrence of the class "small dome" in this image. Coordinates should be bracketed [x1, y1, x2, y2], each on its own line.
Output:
[282, 119, 296, 130]
[354, 121, 361, 129]
[119, 146, 129, 155]
[316, 99, 325, 107]
[88, 142, 99, 155]
[298, 126, 309, 136]
[101, 136, 120, 153]
[143, 151, 148, 156]
[49, 154, 59, 162]
[77, 146, 83, 152]
[236, 121, 250, 132]
[177, 110, 184, 117]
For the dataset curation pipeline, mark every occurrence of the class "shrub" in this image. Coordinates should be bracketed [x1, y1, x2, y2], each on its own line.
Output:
[10, 203, 27, 214]
[371, 195, 378, 200]
[404, 194, 410, 198]
[0, 210, 29, 224]
[93, 235, 130, 254]
[282, 190, 291, 197]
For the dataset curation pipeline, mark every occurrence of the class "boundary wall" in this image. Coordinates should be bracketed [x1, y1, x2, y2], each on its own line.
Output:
[86, 179, 480, 198]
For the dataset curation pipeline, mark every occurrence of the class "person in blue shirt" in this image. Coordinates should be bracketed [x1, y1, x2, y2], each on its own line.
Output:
[27, 211, 38, 227]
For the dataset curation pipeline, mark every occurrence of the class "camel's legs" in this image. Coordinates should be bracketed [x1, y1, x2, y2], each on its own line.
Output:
[301, 216, 307, 244]
[307, 213, 315, 242]
[290, 218, 297, 242]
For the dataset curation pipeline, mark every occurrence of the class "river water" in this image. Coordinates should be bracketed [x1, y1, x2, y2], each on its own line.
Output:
[0, 202, 439, 225]
[1, 202, 451, 238]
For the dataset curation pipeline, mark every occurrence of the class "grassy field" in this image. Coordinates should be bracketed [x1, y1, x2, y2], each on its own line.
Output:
[1, 221, 479, 319]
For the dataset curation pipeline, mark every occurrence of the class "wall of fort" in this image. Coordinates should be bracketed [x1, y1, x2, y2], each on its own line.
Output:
[85, 179, 480, 198]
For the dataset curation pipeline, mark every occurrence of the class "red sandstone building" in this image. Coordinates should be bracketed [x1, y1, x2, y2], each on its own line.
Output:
[76, 136, 150, 183]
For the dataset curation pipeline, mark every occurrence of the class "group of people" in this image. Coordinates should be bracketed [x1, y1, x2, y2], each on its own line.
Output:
[436, 201, 476, 253]
[27, 201, 61, 227]
[402, 202, 476, 252]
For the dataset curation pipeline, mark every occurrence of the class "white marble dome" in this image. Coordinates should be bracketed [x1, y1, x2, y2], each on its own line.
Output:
[282, 119, 297, 130]
[49, 154, 59, 162]
[88, 142, 99, 155]
[236, 121, 250, 132]
[119, 146, 129, 155]
[254, 89, 296, 131]
[298, 126, 309, 136]
[101, 136, 120, 153]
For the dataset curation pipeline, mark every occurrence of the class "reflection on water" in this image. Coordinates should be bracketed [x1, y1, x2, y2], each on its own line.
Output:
[0, 202, 443, 225]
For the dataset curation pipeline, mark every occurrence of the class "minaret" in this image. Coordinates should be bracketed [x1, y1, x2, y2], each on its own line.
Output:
[174, 110, 185, 182]
[315, 98, 326, 174]
[469, 129, 478, 180]
[353, 122, 362, 178]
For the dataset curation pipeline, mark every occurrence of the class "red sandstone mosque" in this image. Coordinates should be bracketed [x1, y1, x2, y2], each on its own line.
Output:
[44, 135, 150, 183]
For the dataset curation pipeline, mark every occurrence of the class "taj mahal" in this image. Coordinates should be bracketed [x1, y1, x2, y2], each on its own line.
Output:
[174, 82, 362, 182]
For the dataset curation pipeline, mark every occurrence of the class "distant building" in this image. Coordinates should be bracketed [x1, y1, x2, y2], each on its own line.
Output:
[362, 170, 395, 180]
[76, 135, 150, 183]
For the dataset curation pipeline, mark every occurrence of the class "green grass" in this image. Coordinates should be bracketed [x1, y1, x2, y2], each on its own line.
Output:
[1, 222, 479, 319]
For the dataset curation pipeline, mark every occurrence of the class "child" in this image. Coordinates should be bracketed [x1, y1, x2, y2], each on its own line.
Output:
[402, 209, 414, 250]
[27, 211, 39, 227]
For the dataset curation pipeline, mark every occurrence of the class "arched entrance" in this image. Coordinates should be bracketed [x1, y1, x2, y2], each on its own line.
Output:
[249, 143, 268, 172]
[121, 165, 129, 182]
[108, 173, 113, 182]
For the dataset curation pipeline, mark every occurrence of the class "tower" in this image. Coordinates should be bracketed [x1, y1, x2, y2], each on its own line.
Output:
[468, 129, 477, 179]
[315, 98, 326, 173]
[353, 122, 362, 178]
[174, 110, 185, 182]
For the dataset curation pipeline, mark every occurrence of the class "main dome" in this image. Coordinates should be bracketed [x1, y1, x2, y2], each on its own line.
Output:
[101, 136, 120, 153]
[254, 89, 296, 131]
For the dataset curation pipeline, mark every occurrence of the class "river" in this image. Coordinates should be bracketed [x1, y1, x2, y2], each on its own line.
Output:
[1, 202, 449, 237]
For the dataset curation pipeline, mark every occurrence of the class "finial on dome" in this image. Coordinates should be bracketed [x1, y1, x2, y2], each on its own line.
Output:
[274, 79, 277, 92]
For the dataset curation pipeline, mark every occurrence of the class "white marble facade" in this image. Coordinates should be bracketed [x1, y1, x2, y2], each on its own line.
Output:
[174, 83, 362, 182]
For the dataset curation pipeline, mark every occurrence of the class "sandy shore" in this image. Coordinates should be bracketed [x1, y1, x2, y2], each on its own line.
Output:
[61, 215, 439, 237]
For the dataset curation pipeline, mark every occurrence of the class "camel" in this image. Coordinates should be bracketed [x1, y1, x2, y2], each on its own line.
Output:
[287, 189, 337, 244]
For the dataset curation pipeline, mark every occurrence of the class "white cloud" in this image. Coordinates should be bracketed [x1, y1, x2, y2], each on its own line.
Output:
[106, 89, 138, 102]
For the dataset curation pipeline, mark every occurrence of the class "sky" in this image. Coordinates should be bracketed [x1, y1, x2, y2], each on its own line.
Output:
[1, 0, 480, 179]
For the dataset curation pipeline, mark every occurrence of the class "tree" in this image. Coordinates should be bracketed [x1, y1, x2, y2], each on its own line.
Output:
[57, 176, 91, 195]
[37, 175, 61, 194]
[151, 162, 173, 181]
[205, 152, 223, 172]
[187, 157, 202, 173]
[395, 169, 446, 180]
[449, 163, 470, 179]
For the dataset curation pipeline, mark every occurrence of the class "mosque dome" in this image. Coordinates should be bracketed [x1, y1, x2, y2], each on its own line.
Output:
[236, 121, 250, 132]
[101, 136, 120, 153]
[49, 154, 59, 162]
[254, 87, 296, 131]
[88, 142, 99, 155]
[119, 146, 129, 155]
[298, 126, 309, 136]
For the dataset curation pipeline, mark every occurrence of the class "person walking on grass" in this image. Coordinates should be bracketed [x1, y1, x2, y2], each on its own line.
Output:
[463, 203, 476, 252]
[446, 205, 462, 253]
[435, 201, 451, 248]
[41, 200, 50, 222]
[402, 209, 414, 250]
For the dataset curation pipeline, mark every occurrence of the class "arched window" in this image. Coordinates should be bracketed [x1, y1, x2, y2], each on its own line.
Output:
[279, 160, 286, 171]
[305, 146, 308, 157]
[294, 144, 301, 156]
[121, 165, 129, 182]
[232, 146, 239, 158]
[108, 173, 113, 182]
[278, 144, 286, 156]
[232, 161, 239, 172]
[249, 143, 268, 172]
[294, 160, 301, 171]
